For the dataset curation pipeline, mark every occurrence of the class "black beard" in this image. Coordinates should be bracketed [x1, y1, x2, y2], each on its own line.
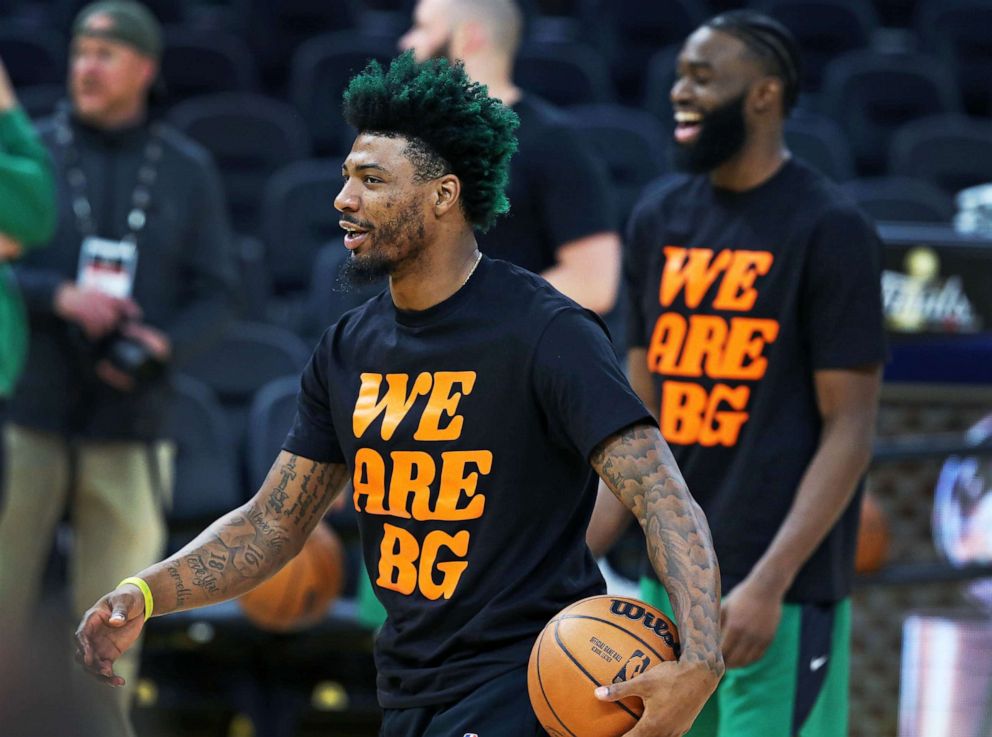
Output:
[340, 249, 391, 286]
[672, 92, 748, 174]
[339, 200, 428, 287]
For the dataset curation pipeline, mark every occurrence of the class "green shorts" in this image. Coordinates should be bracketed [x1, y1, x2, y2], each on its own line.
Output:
[640, 578, 850, 737]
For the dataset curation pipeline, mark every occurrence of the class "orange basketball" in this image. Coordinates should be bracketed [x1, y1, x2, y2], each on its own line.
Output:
[238, 521, 344, 632]
[528, 595, 680, 737]
[855, 491, 890, 573]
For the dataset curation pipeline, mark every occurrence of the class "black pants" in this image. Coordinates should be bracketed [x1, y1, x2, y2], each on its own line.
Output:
[380, 666, 549, 737]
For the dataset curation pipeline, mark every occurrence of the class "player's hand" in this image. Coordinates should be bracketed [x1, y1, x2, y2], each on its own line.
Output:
[594, 659, 719, 737]
[720, 577, 783, 668]
[0, 233, 22, 261]
[74, 584, 147, 687]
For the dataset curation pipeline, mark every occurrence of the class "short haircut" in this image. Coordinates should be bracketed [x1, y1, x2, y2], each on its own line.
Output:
[343, 52, 519, 232]
[705, 10, 803, 112]
[450, 0, 524, 57]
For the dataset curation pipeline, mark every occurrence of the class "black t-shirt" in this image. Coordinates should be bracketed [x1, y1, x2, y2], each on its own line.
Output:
[284, 256, 652, 707]
[476, 95, 616, 274]
[625, 159, 886, 604]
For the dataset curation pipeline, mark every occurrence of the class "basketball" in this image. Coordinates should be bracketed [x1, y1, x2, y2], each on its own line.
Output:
[528, 595, 681, 737]
[238, 521, 344, 632]
[855, 491, 890, 574]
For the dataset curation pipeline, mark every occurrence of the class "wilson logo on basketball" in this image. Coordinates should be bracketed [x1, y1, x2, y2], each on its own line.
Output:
[647, 246, 779, 447]
[609, 599, 681, 655]
[350, 371, 489, 602]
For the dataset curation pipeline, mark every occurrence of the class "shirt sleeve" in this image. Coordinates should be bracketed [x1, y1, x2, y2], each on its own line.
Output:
[533, 307, 655, 460]
[282, 334, 346, 464]
[801, 204, 888, 370]
[532, 124, 617, 248]
[0, 107, 56, 246]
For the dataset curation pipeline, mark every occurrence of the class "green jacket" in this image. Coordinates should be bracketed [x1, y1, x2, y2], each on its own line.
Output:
[0, 107, 56, 397]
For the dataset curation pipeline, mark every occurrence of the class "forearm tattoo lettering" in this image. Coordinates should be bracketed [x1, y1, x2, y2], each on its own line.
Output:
[163, 454, 349, 610]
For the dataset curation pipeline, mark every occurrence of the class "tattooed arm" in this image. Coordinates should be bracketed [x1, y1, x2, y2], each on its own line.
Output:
[590, 422, 724, 737]
[75, 451, 349, 685]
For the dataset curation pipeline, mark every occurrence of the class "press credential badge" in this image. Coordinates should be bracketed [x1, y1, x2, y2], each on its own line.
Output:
[77, 236, 137, 299]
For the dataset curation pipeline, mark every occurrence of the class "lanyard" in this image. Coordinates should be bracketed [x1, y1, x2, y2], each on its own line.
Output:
[54, 109, 164, 245]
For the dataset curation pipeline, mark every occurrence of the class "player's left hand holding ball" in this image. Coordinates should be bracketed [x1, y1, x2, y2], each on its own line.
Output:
[74, 581, 148, 686]
[595, 658, 719, 737]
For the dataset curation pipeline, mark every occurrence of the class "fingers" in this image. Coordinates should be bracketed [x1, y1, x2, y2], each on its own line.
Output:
[595, 679, 636, 703]
[721, 627, 770, 668]
[96, 360, 136, 392]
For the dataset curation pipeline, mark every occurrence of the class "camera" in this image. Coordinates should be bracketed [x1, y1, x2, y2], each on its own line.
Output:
[98, 330, 166, 384]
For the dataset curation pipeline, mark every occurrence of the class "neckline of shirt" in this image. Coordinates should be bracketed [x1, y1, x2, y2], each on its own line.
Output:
[391, 254, 490, 329]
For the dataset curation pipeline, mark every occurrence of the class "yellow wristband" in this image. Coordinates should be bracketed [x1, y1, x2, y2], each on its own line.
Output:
[118, 576, 154, 622]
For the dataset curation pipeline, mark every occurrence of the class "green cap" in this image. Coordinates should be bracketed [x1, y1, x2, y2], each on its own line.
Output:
[72, 1, 163, 60]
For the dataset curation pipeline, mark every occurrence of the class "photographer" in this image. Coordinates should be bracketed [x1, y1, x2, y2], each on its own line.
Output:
[0, 3, 234, 733]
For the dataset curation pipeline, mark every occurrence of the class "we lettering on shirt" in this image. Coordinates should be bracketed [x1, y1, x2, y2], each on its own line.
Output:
[351, 371, 490, 600]
[648, 247, 779, 447]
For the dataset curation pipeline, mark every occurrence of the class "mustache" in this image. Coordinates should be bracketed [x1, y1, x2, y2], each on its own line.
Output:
[340, 215, 374, 230]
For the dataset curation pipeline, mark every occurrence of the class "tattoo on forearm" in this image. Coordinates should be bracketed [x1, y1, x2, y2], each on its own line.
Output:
[167, 564, 193, 606]
[267, 453, 298, 515]
[591, 425, 723, 676]
[187, 553, 220, 594]
[167, 455, 348, 608]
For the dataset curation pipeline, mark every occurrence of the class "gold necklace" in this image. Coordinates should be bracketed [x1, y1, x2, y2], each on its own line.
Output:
[460, 250, 482, 289]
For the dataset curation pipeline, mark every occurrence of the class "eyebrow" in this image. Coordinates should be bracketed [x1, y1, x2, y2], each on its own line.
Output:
[679, 60, 715, 72]
[342, 162, 389, 174]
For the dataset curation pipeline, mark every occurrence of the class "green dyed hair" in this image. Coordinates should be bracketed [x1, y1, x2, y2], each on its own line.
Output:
[343, 51, 519, 232]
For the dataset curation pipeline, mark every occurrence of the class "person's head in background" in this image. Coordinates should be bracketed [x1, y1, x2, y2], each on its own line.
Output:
[671, 10, 802, 189]
[69, 0, 161, 129]
[399, 0, 523, 104]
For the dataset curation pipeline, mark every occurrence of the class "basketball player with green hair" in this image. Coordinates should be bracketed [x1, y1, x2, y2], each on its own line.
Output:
[76, 53, 724, 737]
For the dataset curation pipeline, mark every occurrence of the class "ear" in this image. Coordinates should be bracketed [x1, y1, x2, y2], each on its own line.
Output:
[139, 57, 158, 88]
[432, 174, 462, 218]
[750, 76, 783, 116]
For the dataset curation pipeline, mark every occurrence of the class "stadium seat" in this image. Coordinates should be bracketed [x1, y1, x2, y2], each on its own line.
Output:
[916, 0, 992, 115]
[514, 41, 615, 107]
[566, 103, 669, 226]
[245, 0, 361, 90]
[169, 92, 311, 234]
[601, 0, 707, 103]
[58, 0, 189, 28]
[260, 159, 345, 300]
[288, 32, 396, 156]
[784, 112, 855, 182]
[821, 51, 962, 175]
[182, 321, 311, 411]
[301, 243, 386, 342]
[0, 27, 65, 88]
[164, 374, 242, 551]
[889, 115, 992, 199]
[641, 43, 681, 129]
[16, 85, 65, 122]
[160, 29, 256, 107]
[180, 321, 311, 468]
[758, 0, 879, 92]
[841, 177, 955, 224]
[245, 375, 301, 493]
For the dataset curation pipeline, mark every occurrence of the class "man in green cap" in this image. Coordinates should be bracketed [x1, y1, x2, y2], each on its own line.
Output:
[0, 2, 236, 734]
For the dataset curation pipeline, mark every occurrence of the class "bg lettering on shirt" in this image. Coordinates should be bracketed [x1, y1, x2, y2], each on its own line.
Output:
[647, 247, 780, 448]
[350, 371, 491, 601]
